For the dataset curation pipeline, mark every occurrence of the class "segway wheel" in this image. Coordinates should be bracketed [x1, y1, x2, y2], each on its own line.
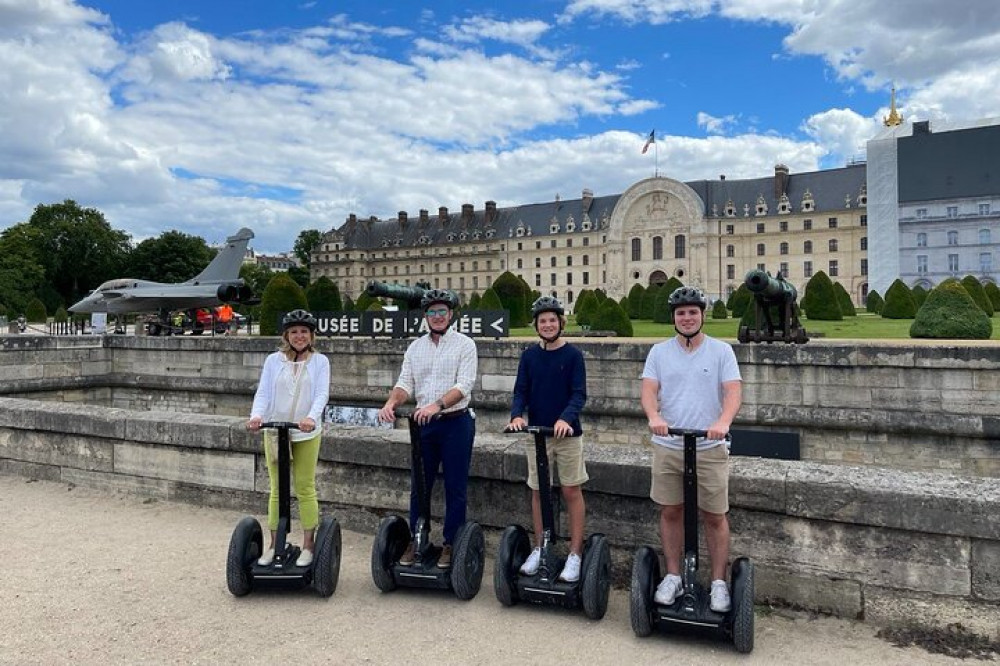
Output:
[494, 525, 530, 607]
[731, 557, 756, 654]
[581, 534, 611, 620]
[312, 515, 342, 598]
[629, 546, 660, 637]
[371, 515, 409, 592]
[226, 516, 262, 597]
[451, 521, 485, 601]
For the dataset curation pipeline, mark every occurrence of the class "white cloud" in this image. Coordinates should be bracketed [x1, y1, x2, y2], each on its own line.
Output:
[559, 0, 714, 24]
[800, 108, 879, 165]
[697, 111, 738, 135]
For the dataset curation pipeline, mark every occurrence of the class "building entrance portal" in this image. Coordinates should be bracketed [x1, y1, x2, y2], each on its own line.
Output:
[649, 270, 668, 286]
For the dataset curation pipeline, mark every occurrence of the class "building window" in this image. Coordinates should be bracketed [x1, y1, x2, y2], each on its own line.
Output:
[631, 238, 641, 261]
[949, 254, 959, 273]
[757, 262, 765, 271]
[536, 241, 541, 249]
[567, 238, 573, 248]
[517, 258, 523, 269]
[726, 244, 735, 258]
[726, 264, 735, 280]
[725, 224, 735, 235]
[980, 203, 991, 216]
[948, 230, 958, 246]
[583, 255, 589, 266]
[861, 259, 868, 275]
[535, 257, 541, 268]
[675, 234, 686, 259]
[551, 240, 557, 248]
[566, 272, 573, 285]
[803, 219, 812, 230]
[828, 217, 838, 229]
[829, 239, 838, 252]
[829, 260, 839, 277]
[517, 243, 522, 251]
[980, 228, 991, 245]
[947, 206, 958, 218]
[535, 274, 541, 286]
[780, 220, 788, 232]
[472, 261, 478, 270]
[567, 256, 573, 267]
[756, 243, 765, 256]
[583, 237, 590, 246]
[804, 261, 813, 278]
[860, 214, 868, 226]
[779, 262, 788, 278]
[653, 236, 663, 260]
[550, 273, 557, 286]
[780, 242, 788, 255]
[804, 240, 813, 254]
[756, 223, 765, 234]
[917, 255, 928, 274]
[583, 271, 590, 285]
[916, 208, 927, 219]
[917, 232, 927, 247]
[861, 236, 868, 251]
[981, 253, 993, 272]
[567, 290, 574, 303]
[473, 276, 479, 288]
[551, 257, 557, 267]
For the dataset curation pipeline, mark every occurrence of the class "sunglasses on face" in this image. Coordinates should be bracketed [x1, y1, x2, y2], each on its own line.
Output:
[425, 308, 450, 317]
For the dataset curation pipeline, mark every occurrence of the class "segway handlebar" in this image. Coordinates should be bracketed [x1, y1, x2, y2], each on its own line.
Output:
[259, 421, 302, 430]
[387, 408, 446, 423]
[666, 427, 731, 441]
[503, 425, 555, 437]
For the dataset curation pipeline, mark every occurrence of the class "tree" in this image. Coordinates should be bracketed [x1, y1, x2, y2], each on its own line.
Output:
[984, 282, 1000, 312]
[128, 230, 215, 284]
[25, 297, 47, 323]
[866, 289, 884, 314]
[293, 229, 323, 269]
[26, 200, 131, 307]
[258, 273, 308, 335]
[619, 295, 629, 313]
[342, 295, 356, 312]
[0, 225, 49, 314]
[881, 279, 917, 319]
[653, 286, 673, 323]
[468, 292, 482, 309]
[910, 280, 992, 339]
[729, 284, 752, 318]
[802, 271, 842, 320]
[287, 265, 310, 288]
[574, 290, 599, 328]
[663, 277, 683, 296]
[640, 284, 660, 319]
[492, 271, 531, 327]
[591, 298, 633, 337]
[54, 306, 69, 323]
[832, 281, 857, 317]
[711, 300, 728, 319]
[306, 276, 342, 312]
[627, 283, 645, 319]
[240, 262, 274, 299]
[911, 284, 929, 309]
[480, 287, 502, 311]
[960, 276, 994, 316]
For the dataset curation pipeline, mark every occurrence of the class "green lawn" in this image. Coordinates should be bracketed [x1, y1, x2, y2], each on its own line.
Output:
[509, 311, 1000, 340]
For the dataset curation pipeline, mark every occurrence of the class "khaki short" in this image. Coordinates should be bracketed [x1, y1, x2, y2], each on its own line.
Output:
[650, 443, 729, 514]
[525, 436, 589, 490]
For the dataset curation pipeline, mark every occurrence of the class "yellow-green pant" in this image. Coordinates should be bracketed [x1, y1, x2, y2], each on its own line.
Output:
[263, 431, 321, 531]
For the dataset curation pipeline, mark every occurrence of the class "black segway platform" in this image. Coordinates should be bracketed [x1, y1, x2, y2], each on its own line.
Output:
[630, 428, 754, 653]
[227, 421, 342, 598]
[370, 410, 485, 600]
[494, 426, 611, 620]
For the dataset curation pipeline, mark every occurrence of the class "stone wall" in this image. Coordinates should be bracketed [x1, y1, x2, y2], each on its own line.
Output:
[3, 335, 998, 476]
[0, 396, 996, 639]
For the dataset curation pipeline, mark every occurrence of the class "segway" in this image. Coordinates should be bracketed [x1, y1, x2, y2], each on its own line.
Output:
[494, 425, 611, 620]
[630, 428, 754, 653]
[226, 421, 342, 598]
[370, 409, 485, 600]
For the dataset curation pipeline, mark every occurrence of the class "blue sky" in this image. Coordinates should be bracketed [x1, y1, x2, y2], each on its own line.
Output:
[1, 0, 998, 255]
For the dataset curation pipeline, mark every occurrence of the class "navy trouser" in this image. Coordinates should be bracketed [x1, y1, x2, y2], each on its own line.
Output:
[409, 411, 475, 545]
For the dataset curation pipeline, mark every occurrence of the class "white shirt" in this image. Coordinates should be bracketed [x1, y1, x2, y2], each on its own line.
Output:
[395, 327, 477, 411]
[251, 351, 331, 441]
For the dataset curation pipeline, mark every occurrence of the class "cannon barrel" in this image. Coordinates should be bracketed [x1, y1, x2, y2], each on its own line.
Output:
[744, 269, 797, 302]
[366, 280, 428, 308]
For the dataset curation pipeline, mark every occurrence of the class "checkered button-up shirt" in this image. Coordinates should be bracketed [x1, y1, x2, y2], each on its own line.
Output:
[395, 327, 477, 411]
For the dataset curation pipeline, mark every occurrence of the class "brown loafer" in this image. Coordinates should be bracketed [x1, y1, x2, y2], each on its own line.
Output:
[437, 544, 452, 569]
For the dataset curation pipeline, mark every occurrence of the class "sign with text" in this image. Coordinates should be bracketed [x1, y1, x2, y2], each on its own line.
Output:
[314, 310, 509, 338]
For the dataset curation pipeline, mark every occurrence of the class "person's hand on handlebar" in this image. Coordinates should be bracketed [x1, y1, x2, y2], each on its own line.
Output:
[647, 414, 669, 437]
[507, 416, 527, 432]
[706, 420, 730, 442]
[247, 416, 262, 432]
[553, 419, 573, 438]
[298, 416, 316, 433]
[413, 402, 441, 426]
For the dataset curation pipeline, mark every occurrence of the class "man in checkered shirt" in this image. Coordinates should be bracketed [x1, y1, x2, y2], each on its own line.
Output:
[378, 288, 478, 569]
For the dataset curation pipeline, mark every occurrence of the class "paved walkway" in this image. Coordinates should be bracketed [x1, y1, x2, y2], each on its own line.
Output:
[0, 475, 968, 665]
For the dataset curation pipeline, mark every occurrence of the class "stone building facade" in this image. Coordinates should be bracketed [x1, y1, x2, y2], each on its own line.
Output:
[311, 165, 870, 309]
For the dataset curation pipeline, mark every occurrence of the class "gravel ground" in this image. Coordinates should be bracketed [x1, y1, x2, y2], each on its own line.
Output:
[0, 474, 977, 665]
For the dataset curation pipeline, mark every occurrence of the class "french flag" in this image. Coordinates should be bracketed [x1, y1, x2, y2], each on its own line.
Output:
[641, 129, 655, 154]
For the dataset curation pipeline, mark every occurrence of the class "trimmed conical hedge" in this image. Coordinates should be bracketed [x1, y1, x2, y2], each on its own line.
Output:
[711, 299, 728, 319]
[833, 281, 857, 317]
[627, 283, 645, 319]
[574, 290, 599, 328]
[911, 285, 928, 309]
[259, 273, 309, 335]
[729, 284, 752, 318]
[881, 279, 917, 319]
[910, 280, 992, 339]
[592, 297, 633, 337]
[960, 275, 994, 316]
[984, 282, 1000, 312]
[802, 271, 842, 320]
[865, 289, 884, 314]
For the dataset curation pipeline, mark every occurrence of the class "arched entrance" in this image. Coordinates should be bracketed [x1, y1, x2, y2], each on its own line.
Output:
[649, 270, 668, 286]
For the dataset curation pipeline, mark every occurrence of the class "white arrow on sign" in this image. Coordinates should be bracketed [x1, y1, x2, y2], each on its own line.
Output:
[490, 317, 504, 334]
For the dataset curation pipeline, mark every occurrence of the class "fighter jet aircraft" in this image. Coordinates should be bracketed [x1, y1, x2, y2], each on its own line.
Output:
[70, 227, 257, 334]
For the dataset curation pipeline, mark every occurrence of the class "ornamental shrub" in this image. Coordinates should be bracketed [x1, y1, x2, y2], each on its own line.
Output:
[591, 297, 633, 337]
[711, 299, 728, 319]
[960, 275, 994, 316]
[574, 290, 599, 328]
[627, 283, 645, 319]
[911, 284, 928, 309]
[881, 279, 917, 319]
[910, 280, 992, 339]
[729, 284, 752, 318]
[865, 289, 884, 314]
[259, 273, 308, 335]
[832, 281, 857, 316]
[802, 271, 842, 320]
[305, 276, 342, 312]
[25, 297, 48, 323]
[984, 281, 1000, 312]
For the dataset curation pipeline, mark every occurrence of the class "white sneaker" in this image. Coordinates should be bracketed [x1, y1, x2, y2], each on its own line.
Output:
[654, 574, 682, 605]
[296, 549, 313, 567]
[558, 553, 582, 582]
[710, 579, 732, 612]
[519, 547, 541, 575]
[258, 548, 275, 566]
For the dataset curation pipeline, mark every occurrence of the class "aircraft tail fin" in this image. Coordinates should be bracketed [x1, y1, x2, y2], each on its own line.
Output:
[188, 228, 254, 284]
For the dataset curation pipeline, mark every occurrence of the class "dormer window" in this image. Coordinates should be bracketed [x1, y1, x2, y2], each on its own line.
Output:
[459, 232, 468, 242]
[485, 229, 496, 239]
[446, 232, 456, 242]
[778, 193, 790, 215]
[566, 215, 575, 233]
[755, 195, 768, 216]
[801, 189, 815, 212]
[472, 230, 481, 240]
[549, 221, 560, 234]
[725, 199, 735, 217]
[858, 186, 867, 207]
[515, 224, 526, 237]
[581, 215, 592, 231]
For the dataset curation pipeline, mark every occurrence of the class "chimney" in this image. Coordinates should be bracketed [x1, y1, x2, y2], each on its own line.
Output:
[438, 206, 449, 224]
[582, 188, 593, 213]
[397, 211, 408, 227]
[774, 164, 789, 199]
[419, 209, 429, 224]
[913, 120, 930, 135]
[485, 200, 497, 224]
[720, 175, 726, 181]
[348, 213, 357, 224]
[461, 203, 474, 222]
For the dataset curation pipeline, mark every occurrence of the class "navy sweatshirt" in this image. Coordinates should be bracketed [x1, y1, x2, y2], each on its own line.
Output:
[510, 343, 587, 436]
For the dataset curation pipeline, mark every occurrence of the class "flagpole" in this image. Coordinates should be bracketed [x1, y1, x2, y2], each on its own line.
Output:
[654, 138, 659, 178]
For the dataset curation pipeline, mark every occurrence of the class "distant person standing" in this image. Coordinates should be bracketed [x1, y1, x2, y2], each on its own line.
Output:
[641, 286, 742, 612]
[378, 289, 478, 569]
[507, 296, 588, 582]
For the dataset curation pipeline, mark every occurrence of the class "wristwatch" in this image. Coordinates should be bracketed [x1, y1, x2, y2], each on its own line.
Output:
[436, 399, 446, 410]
